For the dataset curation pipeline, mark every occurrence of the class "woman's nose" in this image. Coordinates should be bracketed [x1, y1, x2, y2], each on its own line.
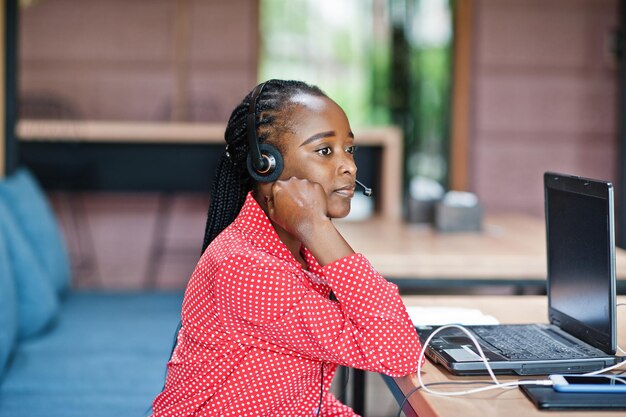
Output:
[338, 154, 357, 176]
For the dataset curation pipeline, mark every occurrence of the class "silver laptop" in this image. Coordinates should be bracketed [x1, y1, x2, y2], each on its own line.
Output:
[416, 172, 621, 375]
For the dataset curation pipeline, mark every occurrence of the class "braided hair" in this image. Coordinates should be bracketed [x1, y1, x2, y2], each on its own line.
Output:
[201, 79, 327, 253]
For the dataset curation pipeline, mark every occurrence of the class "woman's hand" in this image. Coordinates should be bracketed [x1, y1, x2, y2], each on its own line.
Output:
[265, 177, 354, 266]
[266, 177, 329, 240]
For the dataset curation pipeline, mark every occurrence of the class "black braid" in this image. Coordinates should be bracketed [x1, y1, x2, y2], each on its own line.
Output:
[201, 79, 327, 253]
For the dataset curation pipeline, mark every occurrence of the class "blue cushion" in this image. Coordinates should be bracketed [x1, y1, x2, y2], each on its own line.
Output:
[0, 292, 183, 417]
[0, 200, 59, 339]
[0, 168, 71, 294]
[0, 228, 17, 376]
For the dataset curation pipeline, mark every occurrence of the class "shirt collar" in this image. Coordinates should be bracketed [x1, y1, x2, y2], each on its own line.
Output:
[232, 192, 300, 266]
[301, 246, 323, 274]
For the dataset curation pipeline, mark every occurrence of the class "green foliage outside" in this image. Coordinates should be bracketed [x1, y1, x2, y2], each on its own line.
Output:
[260, 0, 452, 194]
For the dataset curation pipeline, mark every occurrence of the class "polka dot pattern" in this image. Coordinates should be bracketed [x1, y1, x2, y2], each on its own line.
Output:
[152, 192, 422, 416]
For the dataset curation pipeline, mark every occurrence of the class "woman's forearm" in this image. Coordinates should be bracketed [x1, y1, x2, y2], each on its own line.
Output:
[298, 218, 354, 267]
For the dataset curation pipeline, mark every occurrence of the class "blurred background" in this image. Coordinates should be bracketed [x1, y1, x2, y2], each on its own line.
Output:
[6, 0, 619, 291]
[0, 1, 622, 416]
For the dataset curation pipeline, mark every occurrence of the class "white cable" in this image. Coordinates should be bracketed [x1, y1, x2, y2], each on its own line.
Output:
[416, 324, 553, 396]
[417, 309, 626, 396]
[583, 359, 626, 375]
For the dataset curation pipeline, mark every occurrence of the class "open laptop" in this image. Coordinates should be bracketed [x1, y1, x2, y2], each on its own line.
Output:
[416, 172, 621, 375]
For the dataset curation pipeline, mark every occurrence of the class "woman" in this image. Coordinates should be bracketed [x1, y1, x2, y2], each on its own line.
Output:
[152, 80, 422, 416]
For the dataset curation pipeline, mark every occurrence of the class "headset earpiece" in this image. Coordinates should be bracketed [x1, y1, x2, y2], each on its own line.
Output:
[246, 143, 284, 183]
[245, 82, 285, 183]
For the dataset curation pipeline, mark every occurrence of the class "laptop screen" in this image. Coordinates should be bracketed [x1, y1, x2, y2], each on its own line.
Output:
[545, 172, 616, 354]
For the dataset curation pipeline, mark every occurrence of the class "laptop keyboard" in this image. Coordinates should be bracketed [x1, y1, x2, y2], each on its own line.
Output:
[471, 325, 591, 360]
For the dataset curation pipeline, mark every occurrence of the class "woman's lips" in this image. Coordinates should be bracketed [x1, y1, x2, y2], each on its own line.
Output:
[333, 185, 355, 198]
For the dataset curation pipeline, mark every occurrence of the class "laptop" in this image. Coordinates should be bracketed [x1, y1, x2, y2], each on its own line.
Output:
[416, 172, 621, 375]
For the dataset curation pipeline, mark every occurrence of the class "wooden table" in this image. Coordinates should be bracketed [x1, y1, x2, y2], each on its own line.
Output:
[336, 215, 626, 293]
[385, 295, 626, 417]
[338, 216, 626, 415]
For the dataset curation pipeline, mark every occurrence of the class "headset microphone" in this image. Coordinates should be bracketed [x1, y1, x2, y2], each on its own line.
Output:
[355, 179, 373, 197]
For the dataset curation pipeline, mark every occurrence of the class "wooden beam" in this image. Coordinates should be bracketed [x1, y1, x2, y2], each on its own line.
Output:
[16, 120, 226, 144]
[172, 0, 191, 122]
[17, 120, 403, 221]
[449, 0, 473, 191]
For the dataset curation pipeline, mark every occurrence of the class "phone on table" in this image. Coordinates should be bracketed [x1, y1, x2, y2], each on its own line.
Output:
[549, 374, 626, 393]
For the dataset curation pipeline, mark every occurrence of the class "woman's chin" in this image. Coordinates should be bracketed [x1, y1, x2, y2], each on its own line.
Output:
[327, 203, 351, 219]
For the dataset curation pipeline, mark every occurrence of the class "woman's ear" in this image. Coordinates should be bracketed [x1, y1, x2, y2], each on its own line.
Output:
[246, 143, 284, 183]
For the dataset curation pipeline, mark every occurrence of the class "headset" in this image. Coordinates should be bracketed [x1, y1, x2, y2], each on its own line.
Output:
[245, 81, 373, 197]
[246, 82, 284, 183]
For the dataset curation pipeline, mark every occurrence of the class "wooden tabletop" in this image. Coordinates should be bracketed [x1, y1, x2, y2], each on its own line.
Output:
[336, 214, 626, 282]
[390, 295, 626, 417]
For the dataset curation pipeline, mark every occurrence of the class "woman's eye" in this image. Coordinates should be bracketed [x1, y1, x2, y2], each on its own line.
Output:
[315, 147, 332, 156]
[346, 146, 358, 154]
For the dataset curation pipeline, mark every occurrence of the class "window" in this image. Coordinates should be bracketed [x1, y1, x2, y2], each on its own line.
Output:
[260, 0, 453, 197]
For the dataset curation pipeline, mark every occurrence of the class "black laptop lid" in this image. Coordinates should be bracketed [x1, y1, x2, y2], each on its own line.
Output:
[544, 172, 616, 354]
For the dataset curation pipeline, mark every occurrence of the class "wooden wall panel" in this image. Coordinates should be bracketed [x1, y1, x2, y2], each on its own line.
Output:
[19, 0, 258, 123]
[470, 0, 618, 215]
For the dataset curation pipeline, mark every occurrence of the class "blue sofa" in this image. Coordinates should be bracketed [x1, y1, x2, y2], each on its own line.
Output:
[0, 168, 183, 417]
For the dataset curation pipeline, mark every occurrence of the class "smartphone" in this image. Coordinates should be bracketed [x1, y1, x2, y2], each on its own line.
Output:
[549, 374, 626, 393]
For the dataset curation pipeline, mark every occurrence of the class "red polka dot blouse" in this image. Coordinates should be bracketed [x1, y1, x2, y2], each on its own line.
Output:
[152, 192, 422, 416]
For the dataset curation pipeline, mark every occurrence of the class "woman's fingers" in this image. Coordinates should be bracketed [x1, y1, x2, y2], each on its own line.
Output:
[266, 177, 328, 238]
